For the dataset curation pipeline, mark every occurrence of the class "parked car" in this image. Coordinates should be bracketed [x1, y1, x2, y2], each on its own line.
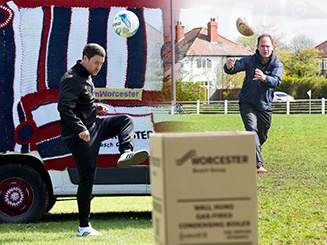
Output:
[273, 92, 295, 102]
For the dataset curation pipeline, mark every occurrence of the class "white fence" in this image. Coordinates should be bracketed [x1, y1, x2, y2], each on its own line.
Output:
[156, 99, 327, 115]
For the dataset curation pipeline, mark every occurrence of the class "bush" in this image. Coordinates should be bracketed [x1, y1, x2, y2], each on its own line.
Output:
[178, 82, 206, 101]
[157, 81, 206, 102]
[278, 76, 327, 99]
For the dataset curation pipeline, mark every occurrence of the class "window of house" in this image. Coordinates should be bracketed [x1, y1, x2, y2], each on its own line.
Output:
[207, 59, 212, 68]
[196, 58, 212, 69]
[323, 58, 327, 70]
[196, 58, 201, 68]
[202, 59, 207, 68]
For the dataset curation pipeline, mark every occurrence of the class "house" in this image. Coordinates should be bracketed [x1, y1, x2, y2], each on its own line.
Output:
[315, 40, 327, 77]
[174, 18, 253, 100]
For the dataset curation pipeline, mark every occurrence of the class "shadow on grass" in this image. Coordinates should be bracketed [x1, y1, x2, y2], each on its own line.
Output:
[41, 211, 152, 223]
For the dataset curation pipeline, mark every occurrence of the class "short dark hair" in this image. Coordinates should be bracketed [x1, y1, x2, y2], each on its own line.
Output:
[82, 43, 106, 59]
[257, 34, 274, 47]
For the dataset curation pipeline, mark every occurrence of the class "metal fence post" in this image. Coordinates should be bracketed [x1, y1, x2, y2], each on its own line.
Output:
[224, 100, 228, 114]
[197, 100, 200, 114]
[286, 101, 290, 115]
[322, 98, 325, 114]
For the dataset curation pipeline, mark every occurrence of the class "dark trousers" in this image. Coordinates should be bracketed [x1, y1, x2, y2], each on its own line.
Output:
[63, 115, 134, 227]
[239, 102, 272, 168]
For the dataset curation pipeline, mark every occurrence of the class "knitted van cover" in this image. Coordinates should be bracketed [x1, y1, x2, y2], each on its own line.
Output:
[1, 0, 168, 169]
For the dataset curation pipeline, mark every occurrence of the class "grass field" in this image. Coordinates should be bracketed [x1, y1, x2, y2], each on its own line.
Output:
[1, 114, 327, 244]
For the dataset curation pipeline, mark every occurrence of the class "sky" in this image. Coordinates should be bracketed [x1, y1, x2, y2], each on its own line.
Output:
[177, 0, 327, 46]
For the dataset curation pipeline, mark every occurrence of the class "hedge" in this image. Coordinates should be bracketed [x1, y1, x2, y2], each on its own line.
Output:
[278, 76, 327, 99]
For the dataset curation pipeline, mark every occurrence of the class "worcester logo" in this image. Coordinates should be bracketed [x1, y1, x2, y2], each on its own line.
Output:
[176, 150, 249, 167]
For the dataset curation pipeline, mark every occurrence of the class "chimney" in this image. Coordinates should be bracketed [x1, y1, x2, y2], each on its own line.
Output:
[207, 18, 218, 43]
[175, 21, 184, 42]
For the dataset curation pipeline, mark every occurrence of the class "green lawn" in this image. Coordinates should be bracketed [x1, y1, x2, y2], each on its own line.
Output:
[172, 114, 327, 245]
[1, 114, 327, 244]
[0, 196, 153, 245]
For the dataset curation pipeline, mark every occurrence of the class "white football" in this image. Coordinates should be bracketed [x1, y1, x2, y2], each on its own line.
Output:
[112, 10, 140, 38]
[236, 17, 255, 36]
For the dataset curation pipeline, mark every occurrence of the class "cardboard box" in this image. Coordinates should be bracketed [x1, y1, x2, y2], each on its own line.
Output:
[150, 131, 258, 245]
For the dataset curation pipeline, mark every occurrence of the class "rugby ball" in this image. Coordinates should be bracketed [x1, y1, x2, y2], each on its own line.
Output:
[236, 17, 255, 36]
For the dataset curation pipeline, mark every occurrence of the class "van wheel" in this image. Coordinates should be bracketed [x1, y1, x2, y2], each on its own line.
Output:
[0, 164, 49, 223]
[45, 194, 56, 213]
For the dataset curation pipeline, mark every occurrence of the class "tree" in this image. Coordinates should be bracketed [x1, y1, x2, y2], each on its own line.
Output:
[274, 49, 293, 76]
[177, 81, 206, 101]
[288, 34, 315, 53]
[220, 71, 245, 89]
[236, 23, 285, 51]
[158, 80, 206, 101]
[287, 48, 321, 77]
[237, 27, 320, 78]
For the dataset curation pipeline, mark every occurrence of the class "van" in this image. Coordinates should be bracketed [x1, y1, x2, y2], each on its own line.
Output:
[0, 0, 174, 223]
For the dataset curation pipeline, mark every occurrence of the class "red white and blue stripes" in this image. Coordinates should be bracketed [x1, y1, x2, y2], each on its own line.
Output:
[1, 0, 165, 168]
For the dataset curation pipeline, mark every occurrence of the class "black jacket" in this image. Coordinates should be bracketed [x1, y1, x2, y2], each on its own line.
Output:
[224, 50, 283, 110]
[57, 60, 96, 140]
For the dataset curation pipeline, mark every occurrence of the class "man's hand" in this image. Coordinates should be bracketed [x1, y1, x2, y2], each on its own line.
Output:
[253, 68, 266, 82]
[225, 58, 236, 70]
[79, 130, 90, 142]
[96, 104, 108, 116]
